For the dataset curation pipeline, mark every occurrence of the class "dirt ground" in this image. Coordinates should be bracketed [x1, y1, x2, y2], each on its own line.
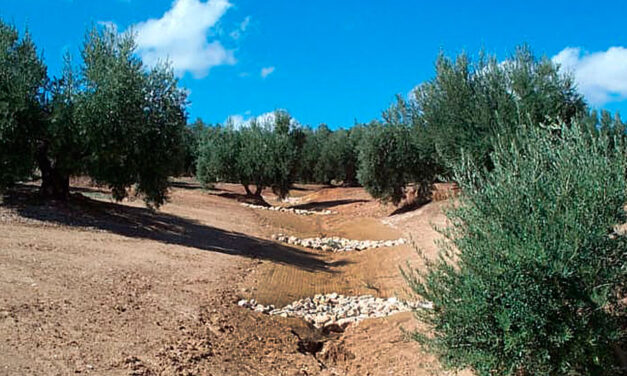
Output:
[0, 179, 466, 375]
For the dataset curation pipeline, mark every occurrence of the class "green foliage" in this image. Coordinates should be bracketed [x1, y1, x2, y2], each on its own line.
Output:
[196, 111, 303, 199]
[404, 123, 627, 375]
[295, 124, 362, 186]
[47, 54, 83, 177]
[357, 121, 415, 204]
[0, 23, 47, 187]
[179, 118, 207, 176]
[356, 46, 587, 204]
[79, 27, 187, 206]
[266, 111, 305, 198]
[196, 124, 238, 187]
[357, 97, 440, 204]
[296, 125, 322, 183]
[0, 21, 188, 207]
[415, 46, 586, 172]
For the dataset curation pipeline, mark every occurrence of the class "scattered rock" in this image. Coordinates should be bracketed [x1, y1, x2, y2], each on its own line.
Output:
[271, 234, 407, 252]
[241, 203, 334, 216]
[237, 293, 431, 329]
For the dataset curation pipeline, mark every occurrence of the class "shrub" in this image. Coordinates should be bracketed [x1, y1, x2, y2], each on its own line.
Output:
[404, 123, 627, 375]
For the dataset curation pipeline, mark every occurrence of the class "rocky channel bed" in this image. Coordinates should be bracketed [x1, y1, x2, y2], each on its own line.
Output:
[241, 203, 334, 216]
[238, 293, 432, 330]
[272, 234, 407, 252]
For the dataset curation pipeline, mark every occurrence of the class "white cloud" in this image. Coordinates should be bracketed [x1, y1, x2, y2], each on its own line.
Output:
[230, 16, 250, 40]
[260, 66, 275, 79]
[552, 47, 627, 105]
[131, 0, 236, 78]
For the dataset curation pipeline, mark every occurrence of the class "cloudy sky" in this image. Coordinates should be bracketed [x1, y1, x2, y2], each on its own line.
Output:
[4, 0, 627, 128]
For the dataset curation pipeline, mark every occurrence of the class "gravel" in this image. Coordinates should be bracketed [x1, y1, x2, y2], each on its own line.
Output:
[238, 293, 432, 329]
[272, 234, 406, 252]
[241, 203, 334, 216]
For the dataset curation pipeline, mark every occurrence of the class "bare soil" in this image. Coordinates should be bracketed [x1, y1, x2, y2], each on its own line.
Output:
[0, 180, 467, 375]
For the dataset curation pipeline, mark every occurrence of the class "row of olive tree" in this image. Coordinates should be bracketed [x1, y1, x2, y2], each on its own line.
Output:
[379, 47, 627, 374]
[356, 46, 590, 204]
[187, 46, 625, 208]
[297, 124, 364, 186]
[0, 22, 187, 207]
[195, 111, 304, 200]
[193, 117, 366, 198]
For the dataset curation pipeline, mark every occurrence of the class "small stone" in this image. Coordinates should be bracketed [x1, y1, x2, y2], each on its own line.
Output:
[314, 314, 331, 327]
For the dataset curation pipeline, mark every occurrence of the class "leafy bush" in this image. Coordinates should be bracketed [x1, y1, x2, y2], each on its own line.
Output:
[404, 123, 627, 375]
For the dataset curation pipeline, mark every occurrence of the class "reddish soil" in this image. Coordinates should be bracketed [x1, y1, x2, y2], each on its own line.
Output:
[0, 179, 468, 375]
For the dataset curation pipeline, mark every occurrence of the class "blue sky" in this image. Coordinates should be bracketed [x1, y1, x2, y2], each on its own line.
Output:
[3, 0, 627, 128]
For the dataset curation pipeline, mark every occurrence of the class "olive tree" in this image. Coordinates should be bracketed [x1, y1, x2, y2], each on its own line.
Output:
[358, 46, 587, 204]
[404, 123, 627, 375]
[196, 111, 303, 200]
[0, 23, 47, 188]
[357, 97, 439, 205]
[0, 22, 188, 207]
[78, 27, 187, 206]
[416, 46, 586, 172]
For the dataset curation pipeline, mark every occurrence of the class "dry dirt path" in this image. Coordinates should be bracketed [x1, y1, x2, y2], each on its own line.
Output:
[0, 180, 465, 375]
[238, 186, 460, 375]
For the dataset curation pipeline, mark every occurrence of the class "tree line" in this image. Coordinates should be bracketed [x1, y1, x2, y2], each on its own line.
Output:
[3, 20, 624, 209]
[187, 46, 625, 205]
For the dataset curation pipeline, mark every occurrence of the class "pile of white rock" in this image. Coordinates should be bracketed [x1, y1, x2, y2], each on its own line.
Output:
[272, 234, 406, 252]
[241, 203, 334, 216]
[238, 293, 432, 329]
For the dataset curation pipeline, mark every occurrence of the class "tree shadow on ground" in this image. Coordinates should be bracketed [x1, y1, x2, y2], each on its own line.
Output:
[388, 199, 432, 216]
[289, 185, 312, 191]
[70, 186, 111, 194]
[210, 191, 271, 206]
[2, 186, 348, 273]
[169, 180, 207, 190]
[290, 199, 369, 211]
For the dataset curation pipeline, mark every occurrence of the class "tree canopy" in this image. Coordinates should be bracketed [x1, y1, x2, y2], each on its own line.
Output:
[356, 46, 587, 204]
[404, 122, 627, 375]
[196, 111, 303, 200]
[0, 22, 188, 207]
